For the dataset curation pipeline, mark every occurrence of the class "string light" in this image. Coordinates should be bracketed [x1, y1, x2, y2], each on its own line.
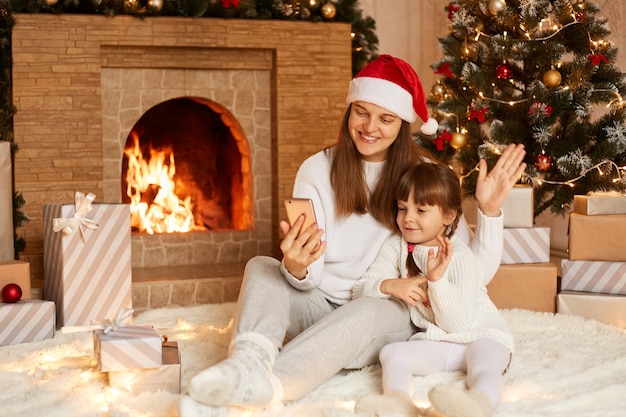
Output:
[475, 20, 581, 42]
[532, 160, 625, 186]
[458, 160, 625, 189]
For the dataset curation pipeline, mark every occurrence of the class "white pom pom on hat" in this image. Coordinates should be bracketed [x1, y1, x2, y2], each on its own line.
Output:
[346, 54, 439, 135]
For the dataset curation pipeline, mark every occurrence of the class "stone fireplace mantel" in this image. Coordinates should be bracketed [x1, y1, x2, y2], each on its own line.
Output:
[11, 14, 352, 281]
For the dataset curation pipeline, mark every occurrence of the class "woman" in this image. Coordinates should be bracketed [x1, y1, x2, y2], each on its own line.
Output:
[180, 54, 526, 415]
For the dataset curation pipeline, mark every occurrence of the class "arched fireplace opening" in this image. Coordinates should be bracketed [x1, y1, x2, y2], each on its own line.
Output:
[121, 96, 254, 234]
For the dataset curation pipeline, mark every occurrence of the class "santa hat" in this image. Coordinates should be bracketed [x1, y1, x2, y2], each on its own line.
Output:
[346, 54, 439, 135]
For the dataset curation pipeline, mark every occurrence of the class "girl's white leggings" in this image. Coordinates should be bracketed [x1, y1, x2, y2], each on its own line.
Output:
[379, 338, 511, 407]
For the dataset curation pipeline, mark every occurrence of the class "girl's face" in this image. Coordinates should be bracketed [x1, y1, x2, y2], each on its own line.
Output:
[396, 190, 456, 246]
[348, 101, 403, 162]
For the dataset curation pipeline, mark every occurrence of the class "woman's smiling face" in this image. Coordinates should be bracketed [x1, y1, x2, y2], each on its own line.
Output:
[348, 101, 403, 162]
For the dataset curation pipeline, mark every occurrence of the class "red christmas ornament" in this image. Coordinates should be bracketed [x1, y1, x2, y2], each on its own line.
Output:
[496, 63, 513, 80]
[534, 153, 553, 172]
[1, 283, 22, 303]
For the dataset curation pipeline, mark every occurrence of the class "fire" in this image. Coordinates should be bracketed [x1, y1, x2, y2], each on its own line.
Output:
[124, 133, 198, 234]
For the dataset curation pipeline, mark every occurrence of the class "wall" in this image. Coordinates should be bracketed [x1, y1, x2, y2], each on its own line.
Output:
[11, 15, 353, 271]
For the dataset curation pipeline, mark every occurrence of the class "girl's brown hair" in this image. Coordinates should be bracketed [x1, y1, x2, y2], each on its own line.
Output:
[395, 162, 463, 277]
[327, 104, 432, 231]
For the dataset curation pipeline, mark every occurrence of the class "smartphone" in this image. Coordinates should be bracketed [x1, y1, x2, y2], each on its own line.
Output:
[284, 198, 318, 236]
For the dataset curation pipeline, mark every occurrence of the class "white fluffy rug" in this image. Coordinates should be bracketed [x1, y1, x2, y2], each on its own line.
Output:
[1, 303, 626, 417]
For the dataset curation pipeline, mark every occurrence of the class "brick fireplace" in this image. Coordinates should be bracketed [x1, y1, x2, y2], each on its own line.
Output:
[11, 14, 352, 303]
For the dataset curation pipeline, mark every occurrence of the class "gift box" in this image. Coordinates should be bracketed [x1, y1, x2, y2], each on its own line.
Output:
[93, 325, 162, 372]
[557, 290, 626, 329]
[502, 227, 550, 264]
[486, 263, 557, 313]
[0, 141, 14, 262]
[0, 260, 31, 299]
[560, 259, 626, 295]
[501, 184, 534, 228]
[0, 299, 56, 346]
[568, 213, 626, 262]
[108, 341, 181, 394]
[573, 193, 626, 215]
[43, 192, 132, 327]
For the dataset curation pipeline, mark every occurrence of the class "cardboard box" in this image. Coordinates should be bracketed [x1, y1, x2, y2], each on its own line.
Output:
[502, 227, 550, 264]
[568, 213, 626, 261]
[108, 341, 181, 394]
[0, 141, 14, 262]
[561, 259, 626, 295]
[557, 290, 626, 329]
[0, 260, 31, 299]
[573, 194, 626, 215]
[501, 184, 534, 228]
[486, 263, 557, 313]
[94, 325, 162, 372]
[43, 195, 132, 327]
[0, 299, 56, 346]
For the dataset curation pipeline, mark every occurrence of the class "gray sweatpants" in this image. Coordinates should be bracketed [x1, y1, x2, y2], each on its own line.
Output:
[233, 256, 416, 401]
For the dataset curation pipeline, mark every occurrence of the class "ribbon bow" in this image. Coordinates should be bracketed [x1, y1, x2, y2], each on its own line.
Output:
[98, 307, 135, 334]
[53, 191, 99, 240]
[588, 54, 609, 66]
[447, 3, 460, 20]
[469, 107, 488, 123]
[435, 62, 453, 78]
[61, 307, 134, 334]
[434, 130, 453, 151]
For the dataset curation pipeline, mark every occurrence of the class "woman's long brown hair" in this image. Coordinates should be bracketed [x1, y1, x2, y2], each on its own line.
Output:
[327, 104, 433, 231]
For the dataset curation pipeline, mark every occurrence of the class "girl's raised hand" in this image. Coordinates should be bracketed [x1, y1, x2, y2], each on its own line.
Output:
[279, 214, 326, 279]
[426, 235, 452, 282]
[475, 143, 527, 217]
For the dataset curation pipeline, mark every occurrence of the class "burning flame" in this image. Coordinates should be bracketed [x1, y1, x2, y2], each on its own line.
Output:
[124, 133, 197, 234]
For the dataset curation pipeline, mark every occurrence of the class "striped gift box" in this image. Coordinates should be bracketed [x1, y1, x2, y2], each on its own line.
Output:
[0, 300, 56, 346]
[502, 227, 550, 264]
[108, 341, 181, 394]
[94, 326, 162, 372]
[561, 259, 626, 295]
[43, 200, 132, 327]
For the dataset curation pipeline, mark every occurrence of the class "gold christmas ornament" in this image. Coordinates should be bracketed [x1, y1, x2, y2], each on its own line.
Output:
[543, 68, 562, 88]
[148, 0, 163, 11]
[308, 0, 320, 8]
[321, 2, 336, 19]
[431, 81, 446, 101]
[488, 0, 507, 15]
[44, 0, 59, 5]
[450, 132, 467, 149]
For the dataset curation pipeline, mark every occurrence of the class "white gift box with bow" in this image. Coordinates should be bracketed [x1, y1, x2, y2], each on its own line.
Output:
[43, 192, 132, 328]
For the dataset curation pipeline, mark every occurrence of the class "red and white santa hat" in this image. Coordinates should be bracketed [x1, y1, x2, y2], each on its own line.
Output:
[346, 54, 439, 135]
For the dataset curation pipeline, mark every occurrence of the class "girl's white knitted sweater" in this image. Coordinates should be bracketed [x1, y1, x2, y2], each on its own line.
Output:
[279, 149, 506, 307]
[352, 234, 515, 352]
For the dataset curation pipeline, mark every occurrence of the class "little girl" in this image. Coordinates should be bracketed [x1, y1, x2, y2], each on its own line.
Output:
[352, 162, 514, 417]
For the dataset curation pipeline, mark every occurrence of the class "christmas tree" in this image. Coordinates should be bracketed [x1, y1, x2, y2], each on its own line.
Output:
[415, 0, 626, 217]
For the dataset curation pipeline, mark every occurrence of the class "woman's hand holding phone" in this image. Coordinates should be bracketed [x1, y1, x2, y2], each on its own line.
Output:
[279, 198, 326, 279]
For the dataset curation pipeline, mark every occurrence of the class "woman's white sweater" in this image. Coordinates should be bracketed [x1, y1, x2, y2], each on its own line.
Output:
[279, 149, 506, 308]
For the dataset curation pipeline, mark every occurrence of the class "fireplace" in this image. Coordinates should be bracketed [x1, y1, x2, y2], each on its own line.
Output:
[11, 14, 352, 281]
[100, 65, 270, 268]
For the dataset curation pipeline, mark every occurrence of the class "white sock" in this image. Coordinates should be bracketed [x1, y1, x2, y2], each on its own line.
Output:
[179, 396, 247, 417]
[428, 384, 492, 417]
[355, 391, 421, 417]
[189, 332, 284, 408]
